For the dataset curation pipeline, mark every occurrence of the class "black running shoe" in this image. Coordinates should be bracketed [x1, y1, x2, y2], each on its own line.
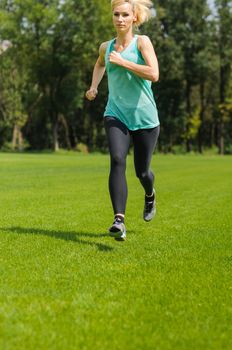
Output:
[109, 218, 126, 241]
[143, 189, 156, 222]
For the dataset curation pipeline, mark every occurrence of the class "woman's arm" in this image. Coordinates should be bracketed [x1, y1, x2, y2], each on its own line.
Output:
[86, 42, 107, 101]
[109, 35, 159, 82]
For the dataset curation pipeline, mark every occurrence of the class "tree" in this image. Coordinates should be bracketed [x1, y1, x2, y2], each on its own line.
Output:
[147, 0, 214, 152]
[0, 0, 231, 153]
[215, 0, 232, 154]
[0, 0, 113, 151]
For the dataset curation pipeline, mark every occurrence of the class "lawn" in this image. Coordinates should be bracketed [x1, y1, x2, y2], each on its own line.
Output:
[0, 152, 231, 350]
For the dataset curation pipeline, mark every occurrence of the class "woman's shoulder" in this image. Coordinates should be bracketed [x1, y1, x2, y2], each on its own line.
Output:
[99, 39, 114, 55]
[137, 35, 153, 50]
[98, 39, 114, 64]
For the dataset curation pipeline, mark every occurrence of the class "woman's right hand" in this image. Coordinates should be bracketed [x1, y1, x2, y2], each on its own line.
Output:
[85, 87, 98, 101]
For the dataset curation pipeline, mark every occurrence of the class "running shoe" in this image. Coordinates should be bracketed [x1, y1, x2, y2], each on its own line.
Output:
[143, 189, 156, 222]
[109, 218, 126, 241]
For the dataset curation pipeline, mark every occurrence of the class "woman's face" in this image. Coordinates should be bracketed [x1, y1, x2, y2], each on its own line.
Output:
[112, 3, 137, 33]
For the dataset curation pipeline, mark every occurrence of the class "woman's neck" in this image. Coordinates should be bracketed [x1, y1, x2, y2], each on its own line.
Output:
[116, 31, 134, 47]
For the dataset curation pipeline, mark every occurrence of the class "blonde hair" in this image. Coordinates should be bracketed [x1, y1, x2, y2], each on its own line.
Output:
[111, 0, 153, 26]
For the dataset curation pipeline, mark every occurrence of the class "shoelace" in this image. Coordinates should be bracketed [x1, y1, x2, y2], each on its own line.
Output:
[114, 218, 123, 225]
[145, 200, 154, 213]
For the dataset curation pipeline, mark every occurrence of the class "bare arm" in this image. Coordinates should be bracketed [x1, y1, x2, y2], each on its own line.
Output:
[109, 35, 159, 82]
[85, 42, 107, 101]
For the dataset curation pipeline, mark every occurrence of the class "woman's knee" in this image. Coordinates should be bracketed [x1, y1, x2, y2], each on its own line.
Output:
[136, 170, 148, 180]
[136, 170, 153, 181]
[111, 153, 126, 168]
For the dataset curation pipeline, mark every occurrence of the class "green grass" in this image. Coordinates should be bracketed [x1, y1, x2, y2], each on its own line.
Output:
[0, 152, 231, 350]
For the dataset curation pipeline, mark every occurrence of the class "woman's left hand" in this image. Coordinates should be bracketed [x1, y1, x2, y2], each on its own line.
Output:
[109, 51, 125, 66]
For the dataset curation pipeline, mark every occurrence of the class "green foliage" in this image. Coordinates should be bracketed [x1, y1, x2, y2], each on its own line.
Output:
[219, 98, 232, 122]
[0, 0, 113, 150]
[0, 0, 232, 153]
[183, 107, 202, 140]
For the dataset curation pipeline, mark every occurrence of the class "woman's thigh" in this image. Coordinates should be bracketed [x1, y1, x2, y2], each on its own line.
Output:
[132, 125, 160, 175]
[104, 117, 131, 161]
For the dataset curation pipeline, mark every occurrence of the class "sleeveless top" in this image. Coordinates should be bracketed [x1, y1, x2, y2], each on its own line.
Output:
[104, 35, 159, 130]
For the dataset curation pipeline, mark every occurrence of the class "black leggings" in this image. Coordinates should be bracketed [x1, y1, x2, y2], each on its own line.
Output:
[104, 117, 160, 215]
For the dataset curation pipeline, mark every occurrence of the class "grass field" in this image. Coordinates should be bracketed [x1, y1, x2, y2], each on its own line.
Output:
[0, 152, 231, 350]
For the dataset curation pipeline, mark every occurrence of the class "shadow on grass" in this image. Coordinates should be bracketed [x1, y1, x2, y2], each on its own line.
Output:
[0, 226, 116, 252]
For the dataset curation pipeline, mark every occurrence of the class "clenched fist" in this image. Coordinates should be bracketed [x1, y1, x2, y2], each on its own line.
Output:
[109, 51, 125, 66]
[85, 87, 98, 101]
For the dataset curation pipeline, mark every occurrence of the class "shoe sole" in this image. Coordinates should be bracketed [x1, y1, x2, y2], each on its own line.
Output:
[143, 208, 156, 222]
[109, 226, 126, 241]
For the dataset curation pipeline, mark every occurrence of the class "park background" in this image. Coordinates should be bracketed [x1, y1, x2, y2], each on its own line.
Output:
[0, 1, 232, 350]
[0, 0, 232, 154]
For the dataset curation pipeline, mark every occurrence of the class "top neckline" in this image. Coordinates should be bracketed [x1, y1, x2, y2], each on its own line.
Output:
[113, 35, 137, 54]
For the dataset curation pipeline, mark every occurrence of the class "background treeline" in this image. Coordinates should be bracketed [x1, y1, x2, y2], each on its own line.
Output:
[0, 0, 232, 154]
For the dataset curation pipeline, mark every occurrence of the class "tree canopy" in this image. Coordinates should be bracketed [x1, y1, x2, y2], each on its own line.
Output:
[0, 0, 232, 153]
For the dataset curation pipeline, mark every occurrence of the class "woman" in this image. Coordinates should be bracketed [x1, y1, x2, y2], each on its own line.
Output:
[86, 0, 160, 241]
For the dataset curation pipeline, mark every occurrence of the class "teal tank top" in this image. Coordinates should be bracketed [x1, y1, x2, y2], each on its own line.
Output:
[104, 35, 159, 130]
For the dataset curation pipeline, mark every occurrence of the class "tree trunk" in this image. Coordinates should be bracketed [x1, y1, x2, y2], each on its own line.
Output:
[197, 81, 205, 154]
[219, 120, 224, 155]
[210, 123, 215, 148]
[12, 124, 17, 149]
[219, 64, 226, 155]
[53, 119, 59, 151]
[70, 125, 78, 149]
[168, 134, 173, 153]
[185, 80, 192, 152]
[12, 123, 24, 151]
[58, 113, 71, 150]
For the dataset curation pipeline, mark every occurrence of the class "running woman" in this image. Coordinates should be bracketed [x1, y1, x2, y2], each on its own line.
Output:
[86, 0, 160, 240]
